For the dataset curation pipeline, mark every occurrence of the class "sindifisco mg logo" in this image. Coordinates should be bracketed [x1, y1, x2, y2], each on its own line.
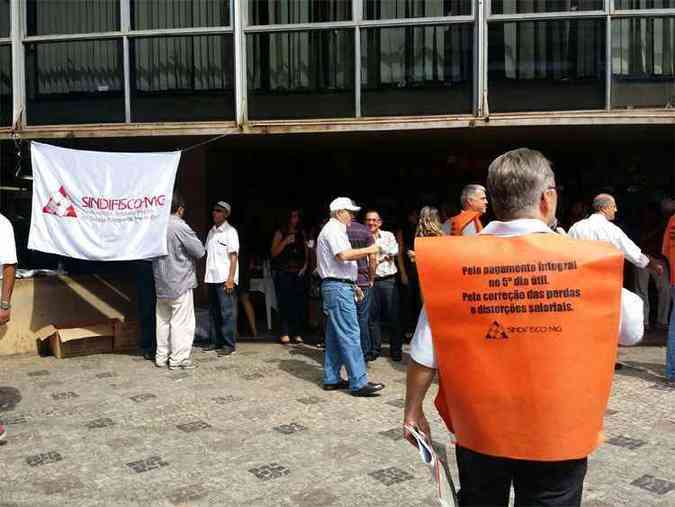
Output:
[42, 186, 78, 218]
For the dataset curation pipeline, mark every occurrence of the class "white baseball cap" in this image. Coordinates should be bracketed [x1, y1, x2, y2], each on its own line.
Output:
[329, 197, 361, 212]
[214, 201, 231, 213]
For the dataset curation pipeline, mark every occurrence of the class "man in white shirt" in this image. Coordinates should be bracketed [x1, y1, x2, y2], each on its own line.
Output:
[404, 149, 643, 507]
[568, 194, 662, 273]
[204, 201, 239, 357]
[365, 210, 403, 362]
[0, 212, 17, 441]
[569, 194, 663, 334]
[317, 197, 385, 397]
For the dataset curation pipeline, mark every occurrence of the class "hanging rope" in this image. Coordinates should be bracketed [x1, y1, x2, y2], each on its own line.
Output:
[177, 133, 229, 154]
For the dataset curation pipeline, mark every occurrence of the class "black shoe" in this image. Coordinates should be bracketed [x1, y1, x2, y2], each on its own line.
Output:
[203, 344, 222, 352]
[390, 353, 402, 362]
[323, 379, 349, 391]
[614, 363, 623, 371]
[142, 351, 154, 361]
[351, 382, 385, 397]
[217, 348, 235, 357]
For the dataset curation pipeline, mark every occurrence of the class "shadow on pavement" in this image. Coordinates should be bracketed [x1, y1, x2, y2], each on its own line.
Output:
[617, 360, 668, 384]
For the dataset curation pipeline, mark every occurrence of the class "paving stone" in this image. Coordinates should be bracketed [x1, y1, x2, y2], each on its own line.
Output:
[273, 422, 307, 435]
[0, 414, 30, 425]
[296, 396, 325, 405]
[242, 372, 265, 381]
[176, 421, 211, 433]
[167, 483, 208, 505]
[171, 372, 191, 381]
[385, 398, 406, 409]
[212, 395, 242, 405]
[379, 428, 404, 441]
[27, 370, 49, 377]
[631, 475, 675, 495]
[0, 342, 672, 505]
[85, 417, 115, 429]
[26, 451, 63, 467]
[95, 372, 117, 379]
[248, 463, 290, 481]
[51, 392, 79, 401]
[606, 436, 647, 450]
[129, 393, 157, 403]
[37, 476, 85, 495]
[289, 488, 339, 506]
[369, 467, 414, 486]
[126, 456, 169, 474]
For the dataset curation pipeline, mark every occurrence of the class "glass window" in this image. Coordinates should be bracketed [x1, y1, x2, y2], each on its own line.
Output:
[131, 35, 235, 122]
[27, 0, 120, 36]
[26, 39, 124, 125]
[490, 1, 602, 14]
[612, 17, 675, 108]
[0, 0, 9, 37]
[0, 45, 11, 126]
[247, 30, 355, 119]
[365, 0, 471, 20]
[132, 0, 230, 30]
[615, 1, 675, 9]
[361, 25, 473, 116]
[488, 19, 606, 112]
[248, 0, 351, 25]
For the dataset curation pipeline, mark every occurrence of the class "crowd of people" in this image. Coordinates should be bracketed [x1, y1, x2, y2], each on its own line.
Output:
[2, 146, 674, 506]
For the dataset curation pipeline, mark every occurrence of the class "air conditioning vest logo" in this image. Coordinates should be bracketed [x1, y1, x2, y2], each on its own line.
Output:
[43, 186, 77, 218]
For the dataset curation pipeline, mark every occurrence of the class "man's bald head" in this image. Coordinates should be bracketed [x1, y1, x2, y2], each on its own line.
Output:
[592, 194, 617, 221]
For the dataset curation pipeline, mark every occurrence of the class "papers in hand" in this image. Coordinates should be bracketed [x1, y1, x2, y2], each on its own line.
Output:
[404, 424, 458, 507]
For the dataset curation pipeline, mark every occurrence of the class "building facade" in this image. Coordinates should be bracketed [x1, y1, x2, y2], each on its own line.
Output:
[2, 0, 675, 139]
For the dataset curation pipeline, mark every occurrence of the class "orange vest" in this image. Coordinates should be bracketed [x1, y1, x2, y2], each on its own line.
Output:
[662, 215, 675, 285]
[450, 210, 483, 236]
[415, 233, 623, 461]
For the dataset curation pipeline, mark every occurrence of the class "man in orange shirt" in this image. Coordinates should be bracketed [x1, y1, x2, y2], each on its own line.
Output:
[662, 198, 675, 383]
[442, 184, 488, 236]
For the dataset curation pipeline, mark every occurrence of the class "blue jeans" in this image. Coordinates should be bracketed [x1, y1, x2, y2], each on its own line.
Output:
[356, 286, 372, 358]
[370, 277, 403, 358]
[321, 280, 368, 391]
[667, 286, 675, 380]
[273, 270, 306, 337]
[208, 283, 237, 350]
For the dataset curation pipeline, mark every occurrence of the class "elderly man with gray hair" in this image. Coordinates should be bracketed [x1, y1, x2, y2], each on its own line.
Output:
[442, 184, 488, 236]
[569, 193, 664, 288]
[404, 148, 643, 507]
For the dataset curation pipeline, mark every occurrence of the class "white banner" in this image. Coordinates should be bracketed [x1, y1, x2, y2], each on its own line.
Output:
[28, 142, 181, 261]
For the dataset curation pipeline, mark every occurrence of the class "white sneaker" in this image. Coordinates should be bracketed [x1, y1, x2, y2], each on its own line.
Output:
[169, 360, 197, 371]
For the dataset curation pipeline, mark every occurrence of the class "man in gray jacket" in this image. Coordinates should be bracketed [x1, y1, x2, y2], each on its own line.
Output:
[153, 192, 206, 370]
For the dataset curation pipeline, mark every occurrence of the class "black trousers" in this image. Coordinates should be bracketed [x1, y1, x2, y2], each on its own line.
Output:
[456, 446, 588, 507]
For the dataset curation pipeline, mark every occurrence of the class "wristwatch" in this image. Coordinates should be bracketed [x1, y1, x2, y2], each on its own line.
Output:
[0, 300, 11, 311]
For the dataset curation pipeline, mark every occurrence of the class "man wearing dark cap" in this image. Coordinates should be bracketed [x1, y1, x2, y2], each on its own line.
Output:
[204, 201, 239, 357]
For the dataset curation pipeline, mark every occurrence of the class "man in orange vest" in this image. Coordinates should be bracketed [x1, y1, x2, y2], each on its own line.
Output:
[662, 198, 675, 384]
[404, 148, 643, 506]
[442, 184, 488, 236]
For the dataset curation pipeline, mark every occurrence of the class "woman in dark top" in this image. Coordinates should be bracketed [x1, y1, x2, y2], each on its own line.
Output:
[270, 209, 308, 345]
[397, 207, 422, 336]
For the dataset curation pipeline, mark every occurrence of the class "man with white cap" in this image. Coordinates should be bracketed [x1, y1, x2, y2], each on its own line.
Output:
[316, 197, 385, 397]
[204, 200, 239, 357]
